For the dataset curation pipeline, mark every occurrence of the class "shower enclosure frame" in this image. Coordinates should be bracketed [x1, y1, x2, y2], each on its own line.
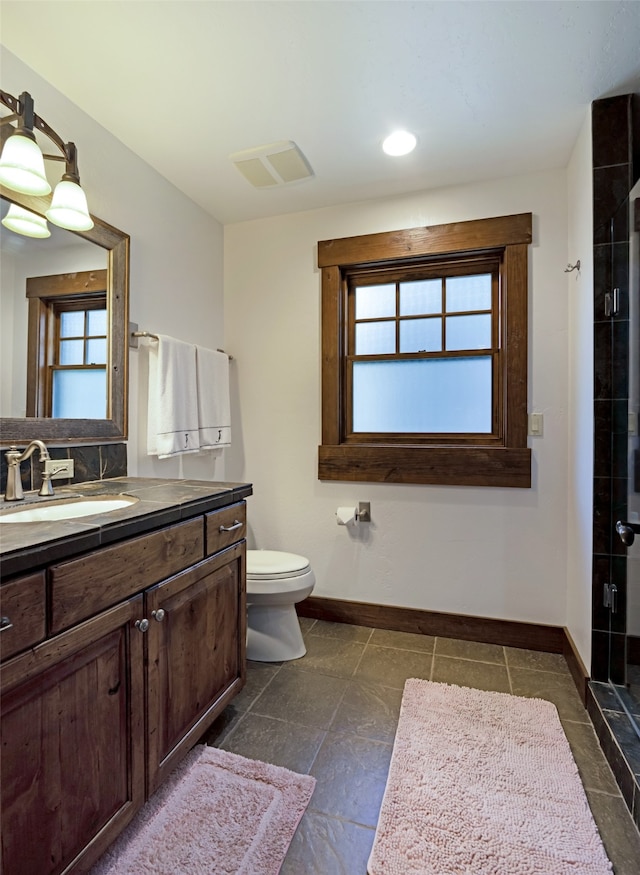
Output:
[588, 92, 640, 829]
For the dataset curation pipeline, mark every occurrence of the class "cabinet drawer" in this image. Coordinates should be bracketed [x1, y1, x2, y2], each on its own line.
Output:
[50, 518, 204, 634]
[206, 502, 246, 555]
[0, 572, 46, 661]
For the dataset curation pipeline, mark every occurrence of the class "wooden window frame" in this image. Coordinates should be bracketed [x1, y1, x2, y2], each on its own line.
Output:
[317, 213, 532, 487]
[26, 269, 108, 418]
[345, 256, 500, 445]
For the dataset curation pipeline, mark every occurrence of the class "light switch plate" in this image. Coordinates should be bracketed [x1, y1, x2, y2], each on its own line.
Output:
[528, 413, 543, 436]
[45, 459, 74, 479]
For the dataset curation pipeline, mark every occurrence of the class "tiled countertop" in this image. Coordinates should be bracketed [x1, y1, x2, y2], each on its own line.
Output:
[0, 477, 253, 578]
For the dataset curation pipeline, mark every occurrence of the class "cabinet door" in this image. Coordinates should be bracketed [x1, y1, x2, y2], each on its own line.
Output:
[146, 543, 246, 794]
[0, 597, 145, 875]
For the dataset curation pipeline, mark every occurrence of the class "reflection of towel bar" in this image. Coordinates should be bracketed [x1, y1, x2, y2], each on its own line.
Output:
[131, 329, 233, 359]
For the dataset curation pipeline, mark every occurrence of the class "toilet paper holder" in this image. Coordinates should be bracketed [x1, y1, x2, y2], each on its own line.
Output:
[336, 502, 371, 526]
[357, 502, 371, 522]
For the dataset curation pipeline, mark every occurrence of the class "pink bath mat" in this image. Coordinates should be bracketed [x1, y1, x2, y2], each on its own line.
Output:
[90, 745, 315, 875]
[368, 679, 612, 875]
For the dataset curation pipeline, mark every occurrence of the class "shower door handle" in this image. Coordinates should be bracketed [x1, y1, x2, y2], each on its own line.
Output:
[615, 520, 640, 547]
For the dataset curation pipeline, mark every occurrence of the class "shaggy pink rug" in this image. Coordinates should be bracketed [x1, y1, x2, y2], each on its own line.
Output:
[368, 680, 613, 875]
[90, 745, 315, 875]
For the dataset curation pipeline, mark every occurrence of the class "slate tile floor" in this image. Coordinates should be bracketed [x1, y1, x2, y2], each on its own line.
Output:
[201, 619, 640, 874]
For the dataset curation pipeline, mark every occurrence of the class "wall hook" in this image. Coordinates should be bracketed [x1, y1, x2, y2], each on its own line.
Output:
[564, 260, 581, 274]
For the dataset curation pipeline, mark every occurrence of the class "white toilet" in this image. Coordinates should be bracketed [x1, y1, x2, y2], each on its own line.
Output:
[246, 550, 315, 662]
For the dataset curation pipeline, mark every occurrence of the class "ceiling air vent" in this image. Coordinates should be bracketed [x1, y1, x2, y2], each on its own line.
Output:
[230, 141, 314, 188]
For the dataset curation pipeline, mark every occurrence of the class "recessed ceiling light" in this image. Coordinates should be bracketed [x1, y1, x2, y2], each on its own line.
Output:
[382, 130, 417, 157]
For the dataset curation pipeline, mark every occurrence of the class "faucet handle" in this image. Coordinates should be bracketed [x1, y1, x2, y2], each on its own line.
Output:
[38, 472, 55, 498]
[4, 448, 24, 500]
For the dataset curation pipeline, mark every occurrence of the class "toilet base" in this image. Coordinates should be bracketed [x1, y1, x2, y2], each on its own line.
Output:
[246, 603, 306, 662]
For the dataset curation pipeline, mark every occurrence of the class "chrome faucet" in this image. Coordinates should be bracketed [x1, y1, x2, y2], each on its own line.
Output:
[4, 441, 52, 501]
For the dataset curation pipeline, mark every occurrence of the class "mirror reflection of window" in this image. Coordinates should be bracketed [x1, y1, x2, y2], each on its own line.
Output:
[24, 268, 109, 419]
[0, 192, 129, 442]
[52, 301, 107, 418]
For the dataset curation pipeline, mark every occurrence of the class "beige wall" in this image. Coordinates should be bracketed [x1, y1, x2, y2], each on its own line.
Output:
[4, 47, 596, 668]
[2, 49, 227, 482]
[225, 170, 572, 630]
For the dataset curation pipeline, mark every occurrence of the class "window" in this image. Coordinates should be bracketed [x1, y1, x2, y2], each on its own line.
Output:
[51, 301, 108, 418]
[317, 213, 532, 487]
[26, 269, 109, 419]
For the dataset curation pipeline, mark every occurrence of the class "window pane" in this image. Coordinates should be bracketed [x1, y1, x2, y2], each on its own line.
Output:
[60, 310, 85, 338]
[86, 338, 107, 364]
[355, 321, 395, 355]
[446, 274, 492, 312]
[355, 284, 396, 320]
[52, 369, 106, 418]
[353, 357, 492, 433]
[446, 314, 492, 350]
[399, 279, 441, 315]
[87, 309, 107, 336]
[59, 339, 84, 365]
[400, 317, 441, 353]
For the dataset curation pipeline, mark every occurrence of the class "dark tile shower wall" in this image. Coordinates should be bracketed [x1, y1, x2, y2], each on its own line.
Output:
[591, 93, 636, 683]
[0, 442, 127, 496]
[590, 92, 640, 830]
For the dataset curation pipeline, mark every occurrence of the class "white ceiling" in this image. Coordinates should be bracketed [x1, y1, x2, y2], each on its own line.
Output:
[1, 1, 639, 225]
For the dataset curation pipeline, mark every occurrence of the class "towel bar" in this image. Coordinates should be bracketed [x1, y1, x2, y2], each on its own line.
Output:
[130, 329, 233, 359]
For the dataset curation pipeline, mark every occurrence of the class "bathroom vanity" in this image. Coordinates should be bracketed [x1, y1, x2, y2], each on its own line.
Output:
[0, 477, 252, 875]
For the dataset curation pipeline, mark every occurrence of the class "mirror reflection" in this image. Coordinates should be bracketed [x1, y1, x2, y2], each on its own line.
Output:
[0, 189, 130, 444]
[1, 197, 108, 419]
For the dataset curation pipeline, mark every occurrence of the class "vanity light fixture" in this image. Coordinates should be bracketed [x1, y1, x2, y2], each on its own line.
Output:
[0, 89, 93, 235]
[2, 202, 50, 238]
[382, 130, 417, 157]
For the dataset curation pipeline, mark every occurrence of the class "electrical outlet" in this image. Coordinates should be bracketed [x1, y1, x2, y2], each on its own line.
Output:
[44, 459, 74, 480]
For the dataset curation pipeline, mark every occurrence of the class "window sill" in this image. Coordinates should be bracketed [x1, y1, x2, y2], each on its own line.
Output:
[318, 444, 532, 487]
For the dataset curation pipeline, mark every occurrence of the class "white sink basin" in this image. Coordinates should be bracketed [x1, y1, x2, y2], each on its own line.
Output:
[0, 495, 139, 523]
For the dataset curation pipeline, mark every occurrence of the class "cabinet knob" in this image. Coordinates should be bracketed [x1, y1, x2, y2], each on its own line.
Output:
[152, 609, 166, 623]
[134, 618, 150, 633]
[219, 520, 243, 533]
[0, 616, 13, 633]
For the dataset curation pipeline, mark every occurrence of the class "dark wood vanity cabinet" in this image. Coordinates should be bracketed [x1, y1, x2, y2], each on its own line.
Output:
[146, 542, 246, 794]
[0, 571, 46, 660]
[0, 500, 247, 875]
[1, 597, 146, 875]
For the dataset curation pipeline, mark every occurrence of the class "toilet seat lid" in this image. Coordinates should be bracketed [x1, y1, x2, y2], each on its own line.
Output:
[247, 550, 310, 578]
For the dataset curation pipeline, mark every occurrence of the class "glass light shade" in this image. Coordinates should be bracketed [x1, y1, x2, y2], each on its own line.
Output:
[1, 203, 50, 238]
[46, 179, 94, 231]
[0, 132, 52, 195]
[382, 131, 417, 157]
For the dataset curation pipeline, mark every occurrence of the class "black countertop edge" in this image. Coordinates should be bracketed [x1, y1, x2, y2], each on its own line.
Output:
[0, 478, 253, 580]
[1, 530, 102, 578]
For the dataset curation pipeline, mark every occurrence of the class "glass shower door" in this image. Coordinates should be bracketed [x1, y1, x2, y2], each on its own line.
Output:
[612, 178, 640, 734]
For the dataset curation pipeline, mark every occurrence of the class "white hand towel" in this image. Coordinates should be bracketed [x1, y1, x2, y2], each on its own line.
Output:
[147, 335, 200, 458]
[196, 346, 231, 449]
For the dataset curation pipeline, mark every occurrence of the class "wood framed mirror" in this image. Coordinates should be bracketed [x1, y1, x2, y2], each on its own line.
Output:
[0, 185, 129, 445]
